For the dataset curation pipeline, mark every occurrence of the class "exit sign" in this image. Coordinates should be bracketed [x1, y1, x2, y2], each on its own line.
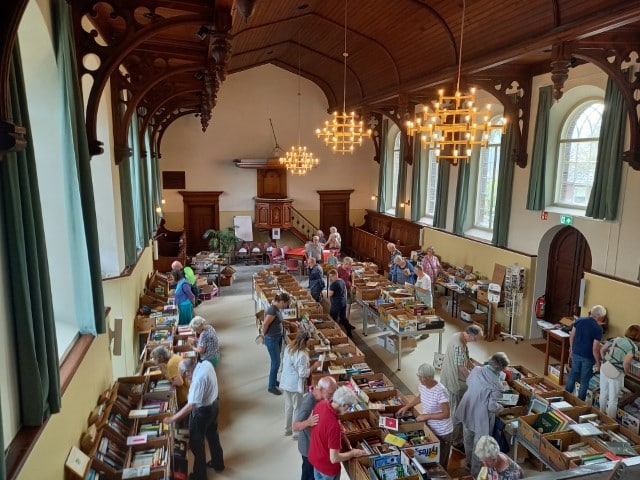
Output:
[560, 215, 573, 225]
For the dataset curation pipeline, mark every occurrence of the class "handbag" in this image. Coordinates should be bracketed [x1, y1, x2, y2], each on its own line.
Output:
[601, 360, 622, 379]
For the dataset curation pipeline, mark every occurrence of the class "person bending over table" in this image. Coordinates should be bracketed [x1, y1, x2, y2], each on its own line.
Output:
[307, 257, 325, 302]
[328, 269, 352, 338]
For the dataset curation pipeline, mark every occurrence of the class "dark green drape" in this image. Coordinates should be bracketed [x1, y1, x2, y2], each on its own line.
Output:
[376, 119, 389, 212]
[585, 76, 625, 220]
[395, 133, 408, 218]
[119, 153, 138, 266]
[54, 1, 105, 333]
[492, 122, 517, 247]
[1, 42, 61, 426]
[526, 85, 553, 210]
[410, 135, 423, 221]
[0, 396, 4, 479]
[433, 160, 450, 229]
[453, 160, 471, 234]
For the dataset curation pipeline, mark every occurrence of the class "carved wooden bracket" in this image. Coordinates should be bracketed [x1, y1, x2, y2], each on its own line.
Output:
[0, 120, 26, 157]
[550, 37, 640, 170]
[470, 70, 532, 168]
[367, 94, 419, 165]
[153, 107, 199, 157]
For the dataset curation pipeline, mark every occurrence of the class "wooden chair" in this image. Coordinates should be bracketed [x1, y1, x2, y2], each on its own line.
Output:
[250, 244, 263, 265]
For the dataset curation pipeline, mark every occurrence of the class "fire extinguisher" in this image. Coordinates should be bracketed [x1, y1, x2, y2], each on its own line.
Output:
[535, 295, 546, 319]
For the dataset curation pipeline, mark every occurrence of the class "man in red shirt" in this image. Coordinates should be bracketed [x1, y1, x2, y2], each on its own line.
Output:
[308, 386, 366, 480]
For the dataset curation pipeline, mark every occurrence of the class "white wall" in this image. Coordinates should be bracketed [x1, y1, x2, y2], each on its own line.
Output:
[160, 64, 378, 228]
[508, 63, 640, 281]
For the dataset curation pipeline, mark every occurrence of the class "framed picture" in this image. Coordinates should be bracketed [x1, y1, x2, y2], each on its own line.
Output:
[272, 228, 281, 240]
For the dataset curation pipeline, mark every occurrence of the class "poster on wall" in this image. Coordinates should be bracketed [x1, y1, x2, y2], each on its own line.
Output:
[272, 228, 281, 240]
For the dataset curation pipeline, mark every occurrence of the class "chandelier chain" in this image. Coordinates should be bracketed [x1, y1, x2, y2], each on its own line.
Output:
[456, 0, 466, 93]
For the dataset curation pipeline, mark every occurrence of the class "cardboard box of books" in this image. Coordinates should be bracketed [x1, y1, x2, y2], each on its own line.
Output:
[580, 407, 618, 428]
[340, 410, 380, 437]
[368, 450, 421, 480]
[511, 376, 564, 399]
[517, 405, 589, 449]
[599, 423, 640, 446]
[351, 373, 395, 394]
[332, 345, 366, 366]
[616, 394, 640, 434]
[367, 390, 407, 414]
[385, 335, 417, 353]
[396, 425, 440, 464]
[539, 430, 604, 470]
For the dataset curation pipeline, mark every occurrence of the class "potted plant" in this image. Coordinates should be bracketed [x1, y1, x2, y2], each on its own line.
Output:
[202, 228, 240, 256]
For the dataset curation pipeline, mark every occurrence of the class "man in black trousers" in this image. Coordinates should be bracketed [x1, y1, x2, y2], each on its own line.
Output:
[164, 357, 225, 479]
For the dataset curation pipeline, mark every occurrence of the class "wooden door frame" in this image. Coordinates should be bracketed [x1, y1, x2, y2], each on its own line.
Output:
[178, 191, 223, 255]
[317, 189, 354, 247]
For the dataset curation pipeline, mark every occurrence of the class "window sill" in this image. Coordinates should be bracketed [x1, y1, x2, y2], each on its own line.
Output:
[545, 205, 587, 217]
[463, 227, 493, 243]
[418, 216, 434, 226]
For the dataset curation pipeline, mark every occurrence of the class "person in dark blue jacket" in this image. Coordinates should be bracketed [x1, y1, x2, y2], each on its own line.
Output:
[307, 257, 325, 302]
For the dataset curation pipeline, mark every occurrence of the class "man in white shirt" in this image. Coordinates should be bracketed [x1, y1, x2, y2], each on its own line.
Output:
[164, 358, 225, 479]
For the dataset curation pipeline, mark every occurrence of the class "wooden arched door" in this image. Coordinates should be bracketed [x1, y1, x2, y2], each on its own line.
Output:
[545, 226, 592, 323]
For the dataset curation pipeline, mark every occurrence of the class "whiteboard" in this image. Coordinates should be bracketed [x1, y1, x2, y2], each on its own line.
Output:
[233, 216, 253, 241]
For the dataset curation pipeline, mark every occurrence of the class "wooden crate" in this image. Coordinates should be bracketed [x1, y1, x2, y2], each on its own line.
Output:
[539, 430, 605, 471]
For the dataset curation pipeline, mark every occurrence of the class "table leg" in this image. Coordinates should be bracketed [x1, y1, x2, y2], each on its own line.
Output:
[398, 334, 402, 371]
[362, 303, 368, 336]
[559, 338, 567, 385]
[438, 331, 443, 353]
[543, 335, 551, 382]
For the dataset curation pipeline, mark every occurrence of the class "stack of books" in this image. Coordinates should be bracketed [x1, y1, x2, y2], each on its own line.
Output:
[107, 411, 132, 438]
[94, 437, 127, 470]
[130, 445, 167, 468]
[340, 417, 373, 433]
[358, 437, 397, 455]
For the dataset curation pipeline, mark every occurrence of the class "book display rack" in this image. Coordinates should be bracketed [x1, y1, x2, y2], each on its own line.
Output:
[65, 375, 179, 480]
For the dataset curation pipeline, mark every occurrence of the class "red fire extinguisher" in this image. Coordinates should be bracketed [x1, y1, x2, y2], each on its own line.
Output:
[535, 295, 546, 319]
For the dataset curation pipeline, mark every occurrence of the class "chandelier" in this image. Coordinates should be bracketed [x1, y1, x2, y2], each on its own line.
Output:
[315, 0, 371, 154]
[406, 0, 505, 165]
[279, 36, 319, 175]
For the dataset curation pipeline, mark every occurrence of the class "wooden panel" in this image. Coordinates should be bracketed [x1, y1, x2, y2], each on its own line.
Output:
[254, 199, 293, 229]
[178, 191, 222, 256]
[258, 168, 287, 198]
[162, 171, 185, 190]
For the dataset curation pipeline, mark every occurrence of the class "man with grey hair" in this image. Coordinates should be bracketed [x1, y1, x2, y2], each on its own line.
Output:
[454, 352, 510, 478]
[396, 363, 453, 468]
[189, 315, 220, 367]
[305, 235, 323, 262]
[308, 386, 367, 480]
[293, 376, 338, 480]
[565, 304, 605, 400]
[439, 324, 483, 449]
[163, 357, 224, 479]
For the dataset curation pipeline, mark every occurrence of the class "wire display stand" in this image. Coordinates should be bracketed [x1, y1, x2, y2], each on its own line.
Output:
[500, 263, 525, 344]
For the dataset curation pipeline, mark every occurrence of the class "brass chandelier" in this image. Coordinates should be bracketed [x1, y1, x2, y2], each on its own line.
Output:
[406, 0, 505, 165]
[315, 0, 370, 154]
[280, 36, 319, 175]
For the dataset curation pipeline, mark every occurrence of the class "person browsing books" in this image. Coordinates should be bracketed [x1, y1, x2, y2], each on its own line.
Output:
[280, 329, 322, 438]
[337, 257, 355, 320]
[475, 435, 523, 480]
[172, 267, 196, 325]
[396, 363, 453, 468]
[150, 345, 190, 407]
[293, 376, 338, 480]
[259, 292, 295, 395]
[328, 269, 352, 338]
[565, 305, 605, 401]
[307, 257, 325, 302]
[308, 386, 367, 480]
[391, 256, 414, 285]
[189, 316, 220, 367]
[163, 357, 225, 479]
[454, 352, 510, 478]
[413, 264, 433, 308]
[599, 324, 640, 418]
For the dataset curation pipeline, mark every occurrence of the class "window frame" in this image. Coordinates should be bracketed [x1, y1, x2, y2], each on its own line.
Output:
[472, 117, 504, 232]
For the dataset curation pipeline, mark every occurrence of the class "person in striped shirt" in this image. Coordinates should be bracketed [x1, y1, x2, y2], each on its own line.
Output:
[396, 363, 453, 469]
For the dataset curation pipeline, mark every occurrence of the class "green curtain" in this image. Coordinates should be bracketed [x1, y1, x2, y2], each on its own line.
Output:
[0, 396, 4, 479]
[433, 160, 450, 229]
[129, 114, 148, 247]
[376, 118, 389, 212]
[585, 76, 625, 220]
[453, 160, 471, 234]
[410, 134, 423, 221]
[0, 42, 61, 426]
[492, 122, 517, 247]
[395, 133, 408, 218]
[526, 85, 553, 210]
[54, 0, 105, 334]
[119, 153, 138, 266]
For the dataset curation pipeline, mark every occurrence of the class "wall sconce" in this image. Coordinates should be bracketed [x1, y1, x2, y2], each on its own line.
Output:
[161, 198, 166, 205]
[371, 194, 378, 201]
[400, 199, 411, 208]
[155, 206, 162, 214]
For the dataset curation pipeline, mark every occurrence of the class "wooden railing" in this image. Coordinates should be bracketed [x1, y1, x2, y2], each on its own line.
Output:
[290, 206, 317, 241]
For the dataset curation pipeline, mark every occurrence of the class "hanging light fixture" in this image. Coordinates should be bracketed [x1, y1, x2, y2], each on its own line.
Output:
[406, 0, 506, 165]
[280, 34, 319, 175]
[315, 0, 371, 154]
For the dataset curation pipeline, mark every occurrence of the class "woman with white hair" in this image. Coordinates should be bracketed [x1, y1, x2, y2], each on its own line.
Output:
[474, 435, 523, 480]
[455, 352, 510, 478]
[396, 363, 453, 468]
[309, 386, 366, 480]
[189, 316, 220, 367]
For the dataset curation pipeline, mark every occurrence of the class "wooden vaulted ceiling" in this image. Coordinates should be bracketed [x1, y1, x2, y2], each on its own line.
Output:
[69, 0, 640, 166]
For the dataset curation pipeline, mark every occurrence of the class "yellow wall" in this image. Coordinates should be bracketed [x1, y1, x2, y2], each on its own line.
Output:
[423, 228, 537, 336]
[17, 334, 113, 480]
[102, 246, 154, 379]
[583, 272, 640, 338]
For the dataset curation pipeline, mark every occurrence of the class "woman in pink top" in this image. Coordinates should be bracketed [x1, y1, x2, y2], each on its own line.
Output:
[421, 246, 444, 283]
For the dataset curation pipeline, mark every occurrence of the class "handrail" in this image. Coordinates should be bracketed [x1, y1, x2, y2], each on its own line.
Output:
[290, 206, 317, 240]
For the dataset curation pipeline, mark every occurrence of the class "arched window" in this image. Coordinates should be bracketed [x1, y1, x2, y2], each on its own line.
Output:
[555, 100, 603, 207]
[474, 121, 503, 229]
[390, 131, 401, 210]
